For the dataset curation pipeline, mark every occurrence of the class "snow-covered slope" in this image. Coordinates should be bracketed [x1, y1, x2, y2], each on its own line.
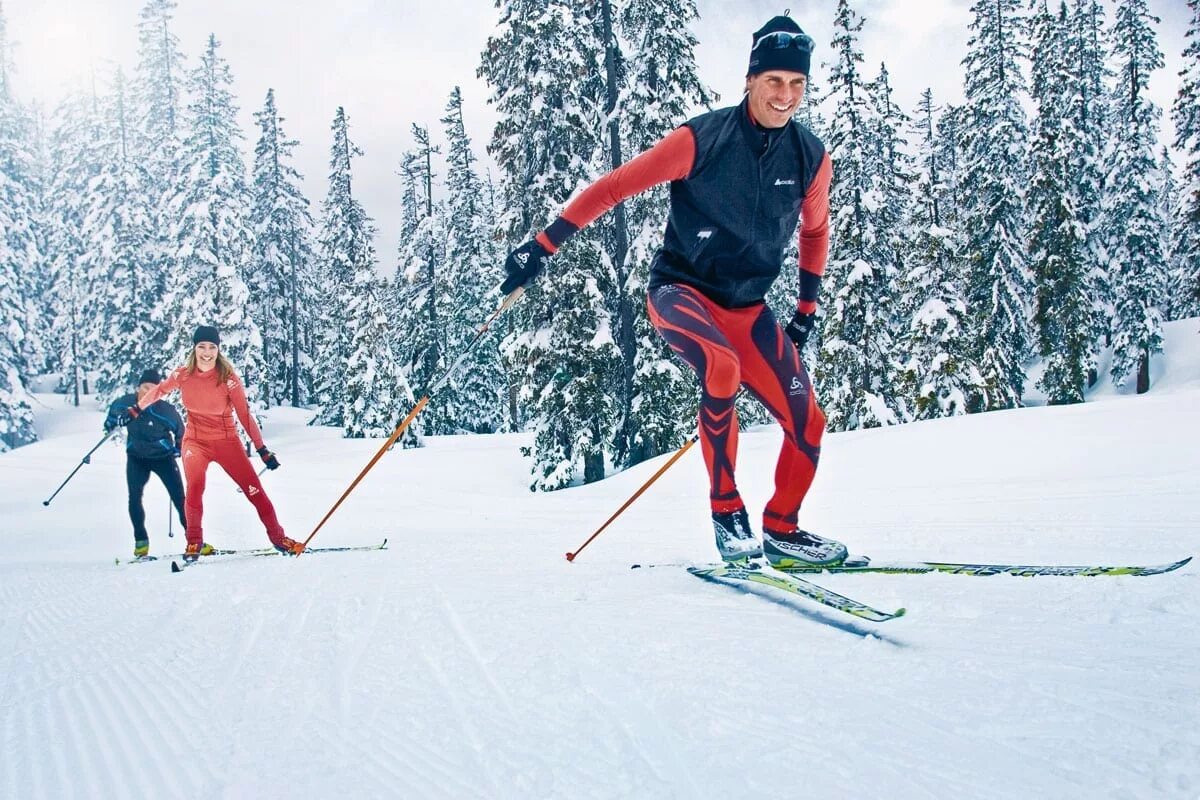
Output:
[2, 320, 1198, 799]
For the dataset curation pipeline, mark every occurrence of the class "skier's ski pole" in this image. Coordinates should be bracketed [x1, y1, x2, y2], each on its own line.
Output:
[42, 429, 119, 506]
[168, 494, 174, 538]
[565, 434, 698, 562]
[299, 287, 526, 554]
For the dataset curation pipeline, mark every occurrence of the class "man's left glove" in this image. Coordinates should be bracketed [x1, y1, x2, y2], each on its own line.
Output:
[785, 309, 816, 353]
[499, 239, 551, 295]
[257, 446, 280, 471]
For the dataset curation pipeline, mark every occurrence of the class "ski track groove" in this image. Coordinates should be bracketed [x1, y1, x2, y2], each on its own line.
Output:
[577, 680, 676, 794]
[61, 683, 114, 799]
[311, 589, 482, 797]
[5, 700, 23, 799]
[411, 609, 508, 795]
[432, 585, 519, 718]
[335, 593, 384, 720]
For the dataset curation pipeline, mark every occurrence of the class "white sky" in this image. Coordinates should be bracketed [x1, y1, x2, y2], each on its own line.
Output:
[3, 0, 1192, 266]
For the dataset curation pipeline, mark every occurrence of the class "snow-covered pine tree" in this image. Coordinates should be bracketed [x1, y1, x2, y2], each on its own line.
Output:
[616, 0, 714, 463]
[394, 124, 449, 433]
[1172, 0, 1200, 319]
[43, 90, 103, 406]
[250, 88, 317, 407]
[311, 108, 358, 426]
[436, 86, 507, 433]
[1105, 0, 1166, 393]
[480, 0, 620, 488]
[0, 4, 38, 449]
[815, 0, 902, 430]
[341, 244, 413, 439]
[865, 61, 914, 422]
[131, 0, 186, 365]
[311, 106, 412, 442]
[1028, 0, 1098, 404]
[1157, 147, 1186, 321]
[162, 34, 263, 397]
[897, 88, 977, 420]
[934, 103, 968, 228]
[1070, 0, 1112, 371]
[959, 0, 1032, 411]
[87, 69, 159, 401]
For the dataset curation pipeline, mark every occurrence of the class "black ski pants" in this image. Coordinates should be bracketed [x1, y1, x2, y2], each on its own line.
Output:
[126, 453, 187, 543]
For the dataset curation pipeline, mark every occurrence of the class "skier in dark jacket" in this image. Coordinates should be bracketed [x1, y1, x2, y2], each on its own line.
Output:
[105, 368, 186, 557]
[500, 14, 845, 567]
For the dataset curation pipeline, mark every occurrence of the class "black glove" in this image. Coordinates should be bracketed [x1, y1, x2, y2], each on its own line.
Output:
[257, 446, 280, 471]
[499, 239, 551, 295]
[115, 406, 140, 428]
[785, 309, 816, 353]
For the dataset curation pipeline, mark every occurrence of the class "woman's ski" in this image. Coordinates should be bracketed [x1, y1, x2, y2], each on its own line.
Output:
[169, 539, 388, 573]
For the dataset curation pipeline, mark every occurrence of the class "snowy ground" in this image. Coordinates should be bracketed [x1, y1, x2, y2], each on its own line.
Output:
[2, 319, 1199, 799]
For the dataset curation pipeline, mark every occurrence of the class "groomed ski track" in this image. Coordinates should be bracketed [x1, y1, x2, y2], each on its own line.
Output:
[2, 319, 1198, 798]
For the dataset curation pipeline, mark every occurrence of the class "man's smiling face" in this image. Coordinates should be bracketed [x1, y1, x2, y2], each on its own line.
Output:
[745, 70, 808, 129]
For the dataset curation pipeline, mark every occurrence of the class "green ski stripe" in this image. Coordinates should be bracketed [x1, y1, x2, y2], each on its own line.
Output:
[688, 563, 906, 623]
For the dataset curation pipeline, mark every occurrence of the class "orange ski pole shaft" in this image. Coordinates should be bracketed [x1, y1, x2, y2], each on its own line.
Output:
[565, 434, 698, 562]
[299, 287, 525, 553]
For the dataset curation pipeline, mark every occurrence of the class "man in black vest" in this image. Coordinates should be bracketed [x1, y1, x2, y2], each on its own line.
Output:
[501, 14, 845, 568]
[105, 369, 186, 558]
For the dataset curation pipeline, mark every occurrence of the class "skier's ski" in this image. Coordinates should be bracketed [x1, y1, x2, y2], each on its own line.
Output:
[170, 539, 388, 573]
[118, 547, 242, 565]
[688, 562, 905, 623]
[636, 555, 1192, 578]
[780, 555, 1193, 577]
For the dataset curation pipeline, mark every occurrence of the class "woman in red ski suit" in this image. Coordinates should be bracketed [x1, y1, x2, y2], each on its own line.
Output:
[123, 325, 304, 559]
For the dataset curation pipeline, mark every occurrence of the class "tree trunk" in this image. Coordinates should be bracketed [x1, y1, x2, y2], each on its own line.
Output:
[289, 228, 300, 407]
[600, 0, 639, 468]
[1136, 349, 1149, 394]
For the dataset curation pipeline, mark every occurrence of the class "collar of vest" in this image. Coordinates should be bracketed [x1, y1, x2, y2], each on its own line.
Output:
[737, 96, 788, 154]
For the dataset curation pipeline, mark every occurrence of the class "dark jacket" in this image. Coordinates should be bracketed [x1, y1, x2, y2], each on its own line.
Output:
[650, 97, 827, 308]
[104, 394, 184, 461]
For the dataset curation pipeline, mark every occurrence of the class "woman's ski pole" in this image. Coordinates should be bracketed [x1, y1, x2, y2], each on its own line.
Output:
[565, 434, 698, 562]
[298, 287, 526, 554]
[42, 429, 119, 507]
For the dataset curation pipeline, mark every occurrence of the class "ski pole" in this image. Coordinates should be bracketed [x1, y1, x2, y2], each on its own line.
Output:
[565, 434, 698, 562]
[168, 494, 174, 538]
[42, 428, 119, 506]
[299, 286, 526, 554]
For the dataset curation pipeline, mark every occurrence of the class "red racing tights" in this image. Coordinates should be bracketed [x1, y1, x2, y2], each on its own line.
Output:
[179, 436, 284, 545]
[647, 283, 825, 534]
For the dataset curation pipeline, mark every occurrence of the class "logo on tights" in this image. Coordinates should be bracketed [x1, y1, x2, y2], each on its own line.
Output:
[247, 484, 260, 496]
[788, 376, 806, 397]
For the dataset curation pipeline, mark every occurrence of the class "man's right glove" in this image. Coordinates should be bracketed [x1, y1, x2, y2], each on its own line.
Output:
[785, 309, 816, 353]
[115, 406, 140, 427]
[499, 239, 551, 295]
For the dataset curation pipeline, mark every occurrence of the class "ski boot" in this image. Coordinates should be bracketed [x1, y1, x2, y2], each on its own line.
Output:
[273, 536, 305, 556]
[182, 542, 216, 562]
[133, 540, 150, 559]
[763, 529, 847, 569]
[712, 508, 762, 563]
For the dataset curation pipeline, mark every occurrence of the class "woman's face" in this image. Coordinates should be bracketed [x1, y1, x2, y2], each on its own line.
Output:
[194, 341, 219, 371]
